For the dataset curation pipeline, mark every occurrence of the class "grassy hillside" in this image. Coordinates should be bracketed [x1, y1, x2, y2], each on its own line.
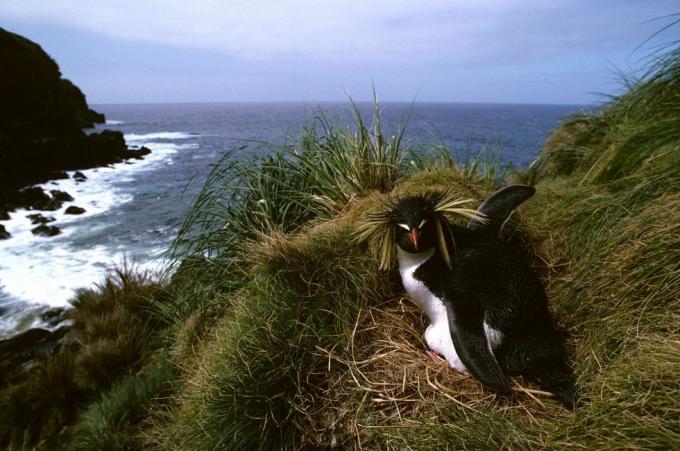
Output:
[1, 47, 678, 449]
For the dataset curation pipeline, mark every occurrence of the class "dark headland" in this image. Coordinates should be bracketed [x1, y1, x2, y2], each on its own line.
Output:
[0, 27, 149, 229]
[0, 28, 151, 415]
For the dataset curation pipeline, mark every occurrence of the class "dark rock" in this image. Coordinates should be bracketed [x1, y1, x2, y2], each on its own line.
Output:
[0, 28, 141, 209]
[18, 187, 51, 209]
[0, 328, 53, 355]
[0, 224, 10, 239]
[88, 109, 106, 124]
[51, 170, 69, 180]
[40, 307, 68, 328]
[50, 190, 74, 202]
[2, 129, 133, 191]
[27, 213, 55, 224]
[64, 205, 85, 215]
[0, 28, 152, 221]
[0, 209, 9, 220]
[41, 197, 64, 211]
[132, 145, 152, 159]
[15, 187, 68, 211]
[0, 29, 94, 134]
[0, 326, 71, 387]
[32, 224, 61, 236]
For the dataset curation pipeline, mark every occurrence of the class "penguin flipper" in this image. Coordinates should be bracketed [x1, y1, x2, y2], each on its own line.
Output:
[468, 185, 536, 232]
[445, 300, 511, 393]
[532, 366, 579, 409]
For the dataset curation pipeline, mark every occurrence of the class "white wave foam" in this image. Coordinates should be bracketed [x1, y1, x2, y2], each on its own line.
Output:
[125, 131, 195, 141]
[0, 139, 187, 309]
[0, 231, 169, 307]
[0, 300, 73, 340]
[0, 240, 168, 307]
[106, 120, 124, 125]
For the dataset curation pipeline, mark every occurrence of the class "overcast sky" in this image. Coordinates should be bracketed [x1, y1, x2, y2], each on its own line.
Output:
[2, 1, 678, 104]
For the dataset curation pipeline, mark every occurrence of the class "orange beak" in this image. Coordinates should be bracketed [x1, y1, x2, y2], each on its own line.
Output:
[409, 228, 421, 251]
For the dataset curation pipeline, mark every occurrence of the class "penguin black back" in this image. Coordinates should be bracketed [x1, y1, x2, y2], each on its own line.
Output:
[461, 185, 578, 407]
[455, 186, 578, 408]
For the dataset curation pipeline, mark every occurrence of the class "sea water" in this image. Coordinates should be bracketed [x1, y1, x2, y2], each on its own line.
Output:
[0, 102, 582, 338]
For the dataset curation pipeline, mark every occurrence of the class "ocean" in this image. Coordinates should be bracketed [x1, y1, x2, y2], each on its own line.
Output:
[0, 102, 582, 338]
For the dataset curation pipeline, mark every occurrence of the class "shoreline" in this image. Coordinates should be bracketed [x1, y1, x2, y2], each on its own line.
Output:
[0, 135, 165, 340]
[0, 130, 151, 224]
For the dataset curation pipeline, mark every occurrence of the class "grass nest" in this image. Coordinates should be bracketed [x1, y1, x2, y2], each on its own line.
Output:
[312, 294, 569, 449]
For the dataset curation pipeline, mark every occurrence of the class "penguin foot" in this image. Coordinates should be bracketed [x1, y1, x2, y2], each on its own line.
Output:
[426, 350, 469, 374]
[426, 350, 445, 362]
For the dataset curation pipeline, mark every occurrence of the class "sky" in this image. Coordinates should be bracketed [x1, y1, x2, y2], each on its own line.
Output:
[2, 1, 679, 105]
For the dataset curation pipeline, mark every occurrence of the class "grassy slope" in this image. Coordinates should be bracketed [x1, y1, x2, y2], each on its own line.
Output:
[0, 269, 174, 449]
[155, 90, 678, 448]
[151, 58, 678, 448]
[155, 169, 496, 450]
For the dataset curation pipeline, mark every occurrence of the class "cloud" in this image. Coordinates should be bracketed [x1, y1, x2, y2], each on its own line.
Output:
[1, 0, 675, 64]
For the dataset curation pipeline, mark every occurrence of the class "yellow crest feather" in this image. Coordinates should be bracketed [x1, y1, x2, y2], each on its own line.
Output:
[356, 191, 487, 270]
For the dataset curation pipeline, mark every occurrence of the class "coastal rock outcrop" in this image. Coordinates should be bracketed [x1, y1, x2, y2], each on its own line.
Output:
[0, 323, 71, 387]
[0, 224, 10, 239]
[32, 224, 61, 237]
[27, 213, 56, 224]
[17, 187, 51, 210]
[0, 29, 103, 137]
[64, 206, 86, 215]
[135, 145, 152, 159]
[0, 27, 150, 216]
[9, 187, 72, 212]
[50, 190, 74, 202]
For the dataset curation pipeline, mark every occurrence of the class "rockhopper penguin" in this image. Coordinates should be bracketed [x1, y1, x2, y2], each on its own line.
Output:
[358, 186, 578, 408]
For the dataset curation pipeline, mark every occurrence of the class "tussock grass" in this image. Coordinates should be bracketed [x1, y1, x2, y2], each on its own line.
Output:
[170, 101, 412, 264]
[512, 36, 679, 449]
[68, 360, 175, 451]
[0, 351, 85, 449]
[70, 267, 168, 389]
[168, 100, 500, 282]
[0, 268, 169, 448]
[158, 219, 393, 449]
[153, 99, 509, 447]
[155, 169, 529, 449]
[295, 100, 409, 207]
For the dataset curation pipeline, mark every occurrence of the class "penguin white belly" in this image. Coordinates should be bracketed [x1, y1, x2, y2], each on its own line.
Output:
[397, 248, 504, 373]
[398, 248, 468, 373]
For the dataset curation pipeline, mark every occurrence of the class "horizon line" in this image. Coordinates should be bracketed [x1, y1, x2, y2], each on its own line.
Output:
[91, 99, 593, 108]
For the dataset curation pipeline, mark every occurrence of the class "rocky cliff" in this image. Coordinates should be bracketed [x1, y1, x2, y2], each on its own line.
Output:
[0, 28, 104, 138]
[0, 27, 148, 211]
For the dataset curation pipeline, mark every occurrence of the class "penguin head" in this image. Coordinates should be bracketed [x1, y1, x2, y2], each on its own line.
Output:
[391, 196, 438, 253]
[357, 191, 484, 270]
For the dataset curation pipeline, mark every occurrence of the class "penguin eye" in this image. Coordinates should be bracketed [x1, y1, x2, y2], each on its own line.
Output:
[418, 219, 427, 229]
[397, 223, 410, 231]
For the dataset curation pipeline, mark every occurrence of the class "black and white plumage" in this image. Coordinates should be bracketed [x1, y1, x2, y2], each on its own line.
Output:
[360, 186, 578, 408]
